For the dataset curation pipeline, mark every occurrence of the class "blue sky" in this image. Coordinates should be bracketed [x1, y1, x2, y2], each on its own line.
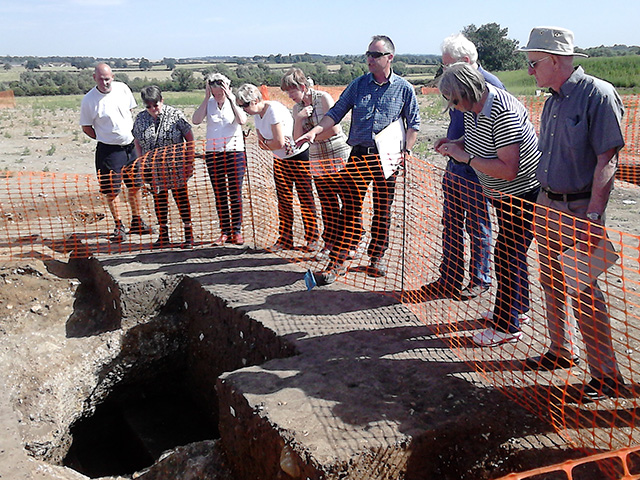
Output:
[3, 0, 639, 59]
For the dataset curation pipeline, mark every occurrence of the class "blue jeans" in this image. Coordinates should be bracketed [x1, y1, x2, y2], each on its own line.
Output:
[490, 187, 539, 333]
[440, 160, 492, 291]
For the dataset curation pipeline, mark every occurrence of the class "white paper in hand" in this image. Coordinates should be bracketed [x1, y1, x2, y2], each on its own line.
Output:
[375, 119, 406, 179]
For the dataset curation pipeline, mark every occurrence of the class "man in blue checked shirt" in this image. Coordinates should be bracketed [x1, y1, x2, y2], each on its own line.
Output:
[296, 35, 420, 283]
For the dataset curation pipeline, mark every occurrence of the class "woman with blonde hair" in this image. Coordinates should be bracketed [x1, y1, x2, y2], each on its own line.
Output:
[281, 68, 351, 255]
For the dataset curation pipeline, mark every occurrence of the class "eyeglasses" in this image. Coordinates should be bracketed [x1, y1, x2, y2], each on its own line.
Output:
[237, 101, 251, 108]
[365, 51, 391, 59]
[442, 94, 459, 106]
[527, 56, 550, 69]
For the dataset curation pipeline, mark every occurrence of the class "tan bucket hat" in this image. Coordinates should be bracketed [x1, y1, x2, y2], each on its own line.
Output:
[518, 26, 588, 57]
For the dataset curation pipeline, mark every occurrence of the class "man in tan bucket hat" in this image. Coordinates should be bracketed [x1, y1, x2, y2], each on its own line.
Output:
[519, 27, 626, 400]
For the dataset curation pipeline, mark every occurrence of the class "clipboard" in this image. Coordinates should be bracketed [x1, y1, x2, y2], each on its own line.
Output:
[375, 119, 406, 179]
[558, 238, 620, 295]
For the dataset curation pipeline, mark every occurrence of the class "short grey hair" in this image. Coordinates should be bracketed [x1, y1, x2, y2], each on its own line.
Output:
[205, 72, 231, 86]
[441, 33, 478, 65]
[235, 83, 262, 104]
[140, 85, 163, 104]
[370, 35, 395, 55]
[438, 62, 486, 109]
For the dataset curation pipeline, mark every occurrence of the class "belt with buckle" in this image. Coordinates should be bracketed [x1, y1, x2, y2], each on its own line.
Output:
[543, 189, 591, 202]
[352, 145, 378, 155]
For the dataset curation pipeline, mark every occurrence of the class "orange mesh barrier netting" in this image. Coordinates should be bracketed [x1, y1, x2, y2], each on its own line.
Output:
[0, 90, 16, 109]
[2, 95, 640, 477]
[496, 445, 640, 479]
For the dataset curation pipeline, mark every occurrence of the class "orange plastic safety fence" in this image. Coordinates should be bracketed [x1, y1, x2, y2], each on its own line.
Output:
[0, 90, 16, 109]
[496, 444, 640, 479]
[2, 95, 640, 477]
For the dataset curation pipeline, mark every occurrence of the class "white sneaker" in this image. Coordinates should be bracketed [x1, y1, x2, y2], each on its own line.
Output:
[481, 311, 531, 325]
[472, 327, 522, 347]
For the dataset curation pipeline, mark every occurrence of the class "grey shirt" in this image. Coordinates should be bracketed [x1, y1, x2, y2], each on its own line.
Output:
[537, 66, 625, 194]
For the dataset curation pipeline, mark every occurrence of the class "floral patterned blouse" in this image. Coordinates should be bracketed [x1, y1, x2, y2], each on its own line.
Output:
[133, 105, 193, 192]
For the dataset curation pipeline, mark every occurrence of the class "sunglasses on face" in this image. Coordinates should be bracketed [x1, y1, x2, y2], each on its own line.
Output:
[442, 95, 459, 106]
[527, 56, 551, 69]
[145, 103, 159, 109]
[365, 51, 391, 59]
[237, 101, 251, 108]
[209, 80, 225, 87]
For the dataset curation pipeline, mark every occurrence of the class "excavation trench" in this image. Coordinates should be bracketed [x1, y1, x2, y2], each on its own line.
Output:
[54, 262, 297, 479]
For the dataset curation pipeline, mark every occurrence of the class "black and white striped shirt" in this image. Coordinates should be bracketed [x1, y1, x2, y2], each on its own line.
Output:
[464, 84, 540, 199]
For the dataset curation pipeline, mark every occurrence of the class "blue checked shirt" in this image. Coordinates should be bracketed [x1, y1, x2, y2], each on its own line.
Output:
[326, 72, 421, 147]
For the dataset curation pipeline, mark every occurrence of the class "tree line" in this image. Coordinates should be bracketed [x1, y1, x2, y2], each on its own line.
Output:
[2, 22, 637, 96]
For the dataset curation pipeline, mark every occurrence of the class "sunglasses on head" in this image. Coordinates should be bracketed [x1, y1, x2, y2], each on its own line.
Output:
[365, 51, 391, 59]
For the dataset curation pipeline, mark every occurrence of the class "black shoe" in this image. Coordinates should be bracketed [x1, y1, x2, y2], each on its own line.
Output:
[315, 258, 347, 285]
[460, 283, 490, 300]
[129, 216, 153, 235]
[153, 226, 170, 248]
[525, 351, 580, 371]
[368, 256, 387, 278]
[583, 376, 627, 401]
[109, 221, 127, 243]
[181, 223, 193, 249]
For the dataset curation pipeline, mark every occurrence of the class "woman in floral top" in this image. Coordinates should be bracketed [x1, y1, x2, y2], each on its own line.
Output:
[133, 85, 195, 248]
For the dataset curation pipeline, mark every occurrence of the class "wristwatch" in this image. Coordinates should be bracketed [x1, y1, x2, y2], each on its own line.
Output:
[402, 149, 412, 156]
[586, 212, 602, 221]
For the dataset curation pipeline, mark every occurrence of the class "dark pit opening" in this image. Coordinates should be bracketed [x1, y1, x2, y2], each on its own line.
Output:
[63, 369, 217, 478]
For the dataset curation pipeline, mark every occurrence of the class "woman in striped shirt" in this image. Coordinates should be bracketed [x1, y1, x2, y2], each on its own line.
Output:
[436, 62, 541, 347]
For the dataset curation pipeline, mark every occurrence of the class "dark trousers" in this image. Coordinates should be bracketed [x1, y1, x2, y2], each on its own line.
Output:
[490, 188, 539, 333]
[331, 149, 397, 260]
[273, 150, 318, 246]
[206, 151, 246, 236]
[314, 175, 342, 248]
[154, 186, 191, 226]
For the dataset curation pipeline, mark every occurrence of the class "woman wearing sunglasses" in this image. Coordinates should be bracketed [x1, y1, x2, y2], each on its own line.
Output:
[133, 85, 195, 248]
[436, 62, 541, 347]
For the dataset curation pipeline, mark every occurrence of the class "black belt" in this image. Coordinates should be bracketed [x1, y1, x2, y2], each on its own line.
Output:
[352, 145, 378, 155]
[543, 189, 591, 202]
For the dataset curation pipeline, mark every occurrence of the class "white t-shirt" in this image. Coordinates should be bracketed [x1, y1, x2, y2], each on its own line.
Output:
[79, 81, 136, 145]
[206, 97, 245, 152]
[253, 101, 296, 159]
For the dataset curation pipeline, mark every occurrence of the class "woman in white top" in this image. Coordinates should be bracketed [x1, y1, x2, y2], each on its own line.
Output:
[193, 73, 247, 245]
[235, 83, 318, 251]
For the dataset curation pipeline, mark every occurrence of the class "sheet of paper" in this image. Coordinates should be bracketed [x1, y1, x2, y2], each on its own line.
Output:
[375, 119, 406, 179]
[558, 238, 620, 294]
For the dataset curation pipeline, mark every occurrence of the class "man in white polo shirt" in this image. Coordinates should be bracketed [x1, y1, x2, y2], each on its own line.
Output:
[80, 63, 151, 243]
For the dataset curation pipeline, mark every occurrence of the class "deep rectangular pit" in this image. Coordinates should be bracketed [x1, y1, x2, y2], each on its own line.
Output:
[56, 274, 297, 479]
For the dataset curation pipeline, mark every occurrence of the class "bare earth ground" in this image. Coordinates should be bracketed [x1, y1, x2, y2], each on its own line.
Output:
[1, 96, 640, 479]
